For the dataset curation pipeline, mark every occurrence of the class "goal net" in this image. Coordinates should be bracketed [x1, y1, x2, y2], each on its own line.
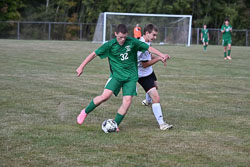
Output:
[93, 12, 192, 46]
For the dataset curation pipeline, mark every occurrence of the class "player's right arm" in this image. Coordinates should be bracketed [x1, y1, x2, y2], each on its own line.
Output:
[141, 56, 163, 68]
[221, 25, 225, 33]
[148, 47, 170, 67]
[76, 51, 97, 77]
[148, 47, 170, 60]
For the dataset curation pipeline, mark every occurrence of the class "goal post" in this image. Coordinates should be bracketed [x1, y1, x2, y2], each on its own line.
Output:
[93, 12, 192, 46]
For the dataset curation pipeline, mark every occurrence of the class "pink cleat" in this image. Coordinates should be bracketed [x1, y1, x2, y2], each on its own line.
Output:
[77, 109, 88, 125]
[116, 127, 120, 132]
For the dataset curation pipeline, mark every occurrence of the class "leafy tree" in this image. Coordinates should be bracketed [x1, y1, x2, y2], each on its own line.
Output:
[1, 0, 249, 29]
[0, 0, 25, 20]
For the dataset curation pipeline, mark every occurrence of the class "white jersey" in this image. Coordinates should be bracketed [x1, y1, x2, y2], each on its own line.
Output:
[137, 37, 153, 78]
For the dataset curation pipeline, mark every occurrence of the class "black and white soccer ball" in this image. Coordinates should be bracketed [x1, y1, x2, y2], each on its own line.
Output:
[102, 119, 118, 133]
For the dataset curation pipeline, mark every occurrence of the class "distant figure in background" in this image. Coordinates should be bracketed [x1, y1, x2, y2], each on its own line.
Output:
[221, 18, 233, 60]
[134, 24, 142, 39]
[200, 24, 209, 51]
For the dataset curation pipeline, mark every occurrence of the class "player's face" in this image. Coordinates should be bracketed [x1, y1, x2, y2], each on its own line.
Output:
[203, 25, 207, 29]
[225, 21, 229, 26]
[146, 30, 158, 42]
[115, 32, 128, 45]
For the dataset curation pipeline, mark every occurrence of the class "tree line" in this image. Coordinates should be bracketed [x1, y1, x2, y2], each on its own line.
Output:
[0, 0, 249, 29]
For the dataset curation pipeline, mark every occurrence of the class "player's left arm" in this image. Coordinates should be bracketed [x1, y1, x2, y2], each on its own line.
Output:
[141, 56, 162, 68]
[208, 32, 210, 40]
[148, 47, 170, 60]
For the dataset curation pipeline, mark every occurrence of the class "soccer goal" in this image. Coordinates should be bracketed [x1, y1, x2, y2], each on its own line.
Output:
[93, 12, 192, 46]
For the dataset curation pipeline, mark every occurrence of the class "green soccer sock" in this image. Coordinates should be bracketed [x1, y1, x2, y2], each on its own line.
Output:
[203, 46, 206, 50]
[85, 100, 97, 114]
[228, 50, 231, 56]
[114, 113, 125, 126]
[224, 52, 227, 57]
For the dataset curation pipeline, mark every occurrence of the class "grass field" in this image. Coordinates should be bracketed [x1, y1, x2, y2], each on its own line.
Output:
[0, 39, 250, 167]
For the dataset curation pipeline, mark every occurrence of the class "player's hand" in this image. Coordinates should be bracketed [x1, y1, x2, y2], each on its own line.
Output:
[160, 57, 166, 66]
[165, 54, 170, 60]
[163, 58, 167, 67]
[162, 54, 168, 59]
[76, 67, 83, 77]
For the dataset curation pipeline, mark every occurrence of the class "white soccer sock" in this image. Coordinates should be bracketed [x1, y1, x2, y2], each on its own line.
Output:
[146, 93, 152, 103]
[152, 103, 164, 125]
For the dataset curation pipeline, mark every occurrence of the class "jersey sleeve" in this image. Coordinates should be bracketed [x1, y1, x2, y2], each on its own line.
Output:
[138, 51, 150, 62]
[221, 25, 225, 32]
[134, 39, 149, 53]
[95, 42, 110, 59]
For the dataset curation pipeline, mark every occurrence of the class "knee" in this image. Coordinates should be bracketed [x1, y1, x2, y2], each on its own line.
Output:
[99, 94, 111, 102]
[150, 93, 160, 103]
[152, 96, 160, 103]
[123, 97, 132, 106]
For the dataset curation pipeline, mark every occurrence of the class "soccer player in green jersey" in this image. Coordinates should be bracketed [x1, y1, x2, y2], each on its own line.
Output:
[200, 24, 209, 51]
[76, 24, 169, 132]
[221, 18, 233, 60]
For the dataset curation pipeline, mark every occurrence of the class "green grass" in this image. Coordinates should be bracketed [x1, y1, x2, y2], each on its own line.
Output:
[0, 39, 250, 167]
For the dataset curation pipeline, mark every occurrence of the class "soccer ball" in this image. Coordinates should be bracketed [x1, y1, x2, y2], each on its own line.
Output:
[101, 119, 118, 133]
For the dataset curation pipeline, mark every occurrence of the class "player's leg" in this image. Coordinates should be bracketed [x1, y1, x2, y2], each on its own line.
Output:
[144, 92, 152, 105]
[148, 88, 163, 125]
[114, 80, 136, 129]
[223, 39, 228, 60]
[139, 73, 157, 106]
[224, 46, 227, 60]
[88, 89, 113, 113]
[148, 88, 173, 130]
[227, 43, 232, 60]
[138, 76, 152, 106]
[77, 77, 121, 125]
[77, 89, 113, 125]
[205, 41, 208, 49]
[148, 88, 171, 128]
[202, 39, 206, 51]
[114, 95, 133, 126]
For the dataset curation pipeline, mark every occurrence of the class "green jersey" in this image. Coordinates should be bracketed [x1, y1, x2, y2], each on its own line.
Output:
[201, 29, 209, 38]
[95, 37, 149, 81]
[221, 24, 232, 39]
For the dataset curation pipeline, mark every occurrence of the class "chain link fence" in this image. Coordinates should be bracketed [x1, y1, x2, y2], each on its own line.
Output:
[0, 21, 249, 46]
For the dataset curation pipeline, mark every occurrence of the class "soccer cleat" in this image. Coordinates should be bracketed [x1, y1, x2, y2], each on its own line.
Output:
[116, 127, 120, 132]
[159, 122, 173, 130]
[227, 56, 232, 60]
[77, 109, 88, 125]
[224, 57, 227, 60]
[142, 99, 152, 107]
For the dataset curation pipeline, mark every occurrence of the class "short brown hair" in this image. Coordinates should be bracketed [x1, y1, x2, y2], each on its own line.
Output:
[115, 24, 128, 34]
[143, 24, 158, 35]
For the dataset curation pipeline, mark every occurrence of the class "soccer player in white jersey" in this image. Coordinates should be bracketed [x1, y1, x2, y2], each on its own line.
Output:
[137, 24, 173, 130]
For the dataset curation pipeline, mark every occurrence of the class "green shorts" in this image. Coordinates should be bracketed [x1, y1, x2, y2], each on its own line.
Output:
[222, 38, 232, 46]
[202, 37, 209, 43]
[104, 77, 137, 96]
